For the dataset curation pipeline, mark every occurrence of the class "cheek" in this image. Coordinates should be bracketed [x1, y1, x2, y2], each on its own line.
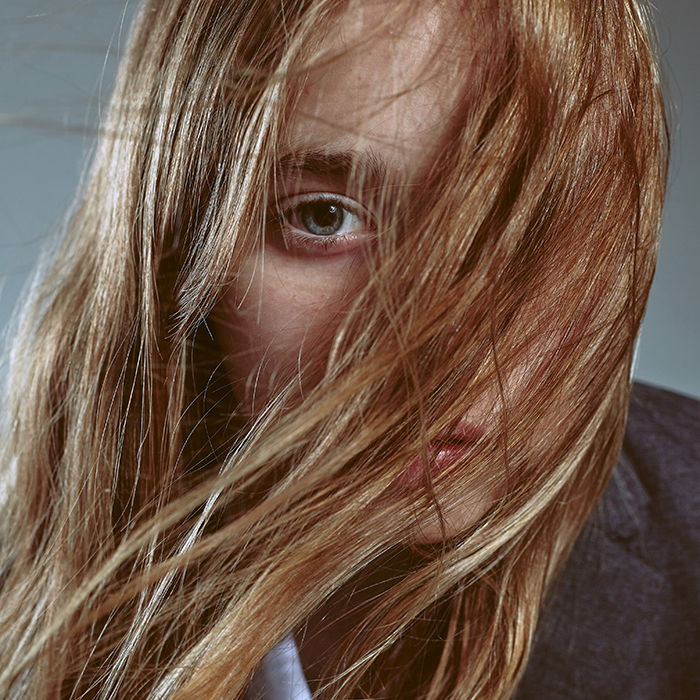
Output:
[213, 248, 367, 405]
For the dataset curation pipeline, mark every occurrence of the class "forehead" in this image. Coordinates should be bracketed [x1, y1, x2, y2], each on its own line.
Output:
[284, 1, 471, 180]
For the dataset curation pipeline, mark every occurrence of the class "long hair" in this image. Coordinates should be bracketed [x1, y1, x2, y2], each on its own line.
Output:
[0, 0, 667, 697]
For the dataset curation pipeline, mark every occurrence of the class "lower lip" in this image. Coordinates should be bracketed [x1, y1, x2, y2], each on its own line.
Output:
[396, 427, 484, 487]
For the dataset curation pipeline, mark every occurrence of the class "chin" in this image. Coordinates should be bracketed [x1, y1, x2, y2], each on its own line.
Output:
[407, 491, 495, 544]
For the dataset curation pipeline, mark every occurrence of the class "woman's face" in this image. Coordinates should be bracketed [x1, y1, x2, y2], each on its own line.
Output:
[214, 2, 492, 538]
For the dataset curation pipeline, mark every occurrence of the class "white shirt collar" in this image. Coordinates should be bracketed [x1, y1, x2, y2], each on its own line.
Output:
[246, 634, 313, 700]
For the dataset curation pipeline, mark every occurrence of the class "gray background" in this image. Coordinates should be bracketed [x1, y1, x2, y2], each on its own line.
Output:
[1, 0, 697, 398]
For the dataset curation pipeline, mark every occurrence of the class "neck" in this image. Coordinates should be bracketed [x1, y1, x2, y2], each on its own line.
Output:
[294, 545, 442, 691]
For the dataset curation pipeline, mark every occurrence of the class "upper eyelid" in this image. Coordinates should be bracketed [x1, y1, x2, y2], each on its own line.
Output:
[276, 191, 376, 224]
[275, 170, 388, 207]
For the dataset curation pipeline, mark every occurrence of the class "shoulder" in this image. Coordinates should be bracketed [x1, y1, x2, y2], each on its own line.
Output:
[615, 381, 700, 558]
[516, 381, 700, 700]
[625, 380, 700, 479]
[605, 380, 700, 545]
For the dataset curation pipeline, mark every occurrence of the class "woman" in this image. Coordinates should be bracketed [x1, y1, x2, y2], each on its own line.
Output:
[0, 0, 693, 698]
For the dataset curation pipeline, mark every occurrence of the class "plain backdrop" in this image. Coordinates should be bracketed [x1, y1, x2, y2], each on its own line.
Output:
[0, 0, 698, 398]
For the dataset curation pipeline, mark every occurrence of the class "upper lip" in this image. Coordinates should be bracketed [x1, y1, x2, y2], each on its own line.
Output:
[435, 421, 484, 446]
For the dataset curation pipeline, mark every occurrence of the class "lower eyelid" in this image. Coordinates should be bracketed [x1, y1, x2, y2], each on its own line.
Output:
[279, 225, 365, 255]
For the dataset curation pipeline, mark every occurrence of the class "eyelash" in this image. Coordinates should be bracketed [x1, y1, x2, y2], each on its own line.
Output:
[272, 192, 376, 254]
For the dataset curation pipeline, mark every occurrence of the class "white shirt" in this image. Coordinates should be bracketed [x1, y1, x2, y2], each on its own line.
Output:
[246, 634, 313, 700]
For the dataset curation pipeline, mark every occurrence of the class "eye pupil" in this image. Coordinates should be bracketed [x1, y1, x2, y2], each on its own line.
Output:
[300, 201, 345, 236]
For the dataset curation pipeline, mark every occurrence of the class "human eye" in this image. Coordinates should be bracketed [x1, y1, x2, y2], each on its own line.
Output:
[271, 192, 376, 255]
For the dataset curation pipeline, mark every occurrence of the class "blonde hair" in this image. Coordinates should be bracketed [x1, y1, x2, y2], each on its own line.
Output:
[0, 0, 667, 698]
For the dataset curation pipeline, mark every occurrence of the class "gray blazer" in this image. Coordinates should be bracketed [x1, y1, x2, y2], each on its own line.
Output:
[516, 382, 700, 699]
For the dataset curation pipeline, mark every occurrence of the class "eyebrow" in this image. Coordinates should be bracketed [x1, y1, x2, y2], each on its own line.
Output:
[277, 147, 392, 190]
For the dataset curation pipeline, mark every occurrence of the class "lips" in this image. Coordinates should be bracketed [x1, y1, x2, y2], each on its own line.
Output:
[397, 421, 485, 487]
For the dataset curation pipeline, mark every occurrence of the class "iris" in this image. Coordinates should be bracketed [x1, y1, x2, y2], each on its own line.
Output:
[299, 201, 345, 236]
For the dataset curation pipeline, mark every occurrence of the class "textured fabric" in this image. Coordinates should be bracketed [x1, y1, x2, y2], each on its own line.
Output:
[516, 381, 700, 700]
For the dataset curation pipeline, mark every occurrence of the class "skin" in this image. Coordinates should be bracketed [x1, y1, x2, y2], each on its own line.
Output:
[214, 1, 492, 541]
